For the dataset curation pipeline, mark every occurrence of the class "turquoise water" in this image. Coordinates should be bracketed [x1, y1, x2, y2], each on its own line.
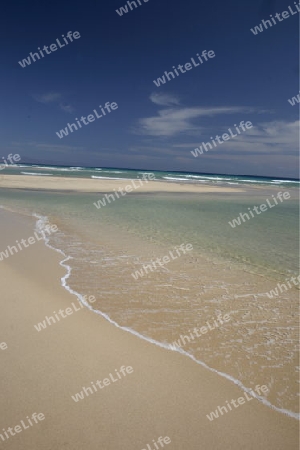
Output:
[0, 184, 299, 416]
[1, 187, 297, 278]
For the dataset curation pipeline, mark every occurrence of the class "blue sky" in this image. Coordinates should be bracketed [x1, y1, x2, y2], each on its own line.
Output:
[1, 0, 299, 177]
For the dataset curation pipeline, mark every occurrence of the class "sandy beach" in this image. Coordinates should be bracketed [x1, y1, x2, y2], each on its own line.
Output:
[0, 174, 245, 193]
[0, 206, 298, 450]
[2, 0, 299, 446]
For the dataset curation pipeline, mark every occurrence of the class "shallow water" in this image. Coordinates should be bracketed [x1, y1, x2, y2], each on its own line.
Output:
[0, 185, 299, 416]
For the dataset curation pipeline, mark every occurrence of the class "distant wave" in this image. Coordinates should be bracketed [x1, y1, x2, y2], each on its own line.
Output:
[37, 166, 83, 171]
[184, 175, 233, 181]
[162, 176, 210, 183]
[6, 164, 299, 187]
[100, 170, 125, 174]
[91, 176, 124, 180]
[163, 176, 195, 181]
[238, 179, 287, 184]
[272, 179, 300, 184]
[11, 164, 31, 168]
[21, 172, 53, 176]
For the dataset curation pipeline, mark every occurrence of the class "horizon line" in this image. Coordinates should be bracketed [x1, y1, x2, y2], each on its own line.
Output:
[4, 163, 300, 181]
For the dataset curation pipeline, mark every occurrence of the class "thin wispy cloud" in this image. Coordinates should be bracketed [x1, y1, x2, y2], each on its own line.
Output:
[127, 120, 299, 177]
[33, 93, 74, 113]
[135, 105, 254, 137]
[129, 120, 298, 169]
[33, 93, 62, 104]
[149, 92, 180, 106]
[224, 120, 299, 154]
[33, 143, 86, 152]
[174, 120, 299, 155]
[59, 103, 75, 113]
[6, 141, 86, 153]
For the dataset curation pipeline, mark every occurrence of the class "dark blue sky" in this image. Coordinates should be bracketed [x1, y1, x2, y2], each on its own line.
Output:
[1, 0, 299, 176]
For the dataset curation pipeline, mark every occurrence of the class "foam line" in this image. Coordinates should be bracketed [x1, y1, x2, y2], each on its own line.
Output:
[33, 213, 300, 421]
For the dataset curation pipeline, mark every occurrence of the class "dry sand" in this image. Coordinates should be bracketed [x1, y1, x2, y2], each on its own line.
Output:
[0, 174, 244, 193]
[0, 209, 298, 450]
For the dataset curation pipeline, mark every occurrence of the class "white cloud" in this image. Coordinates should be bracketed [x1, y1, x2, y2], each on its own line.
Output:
[59, 103, 74, 113]
[216, 120, 299, 154]
[136, 106, 253, 136]
[173, 120, 299, 157]
[149, 92, 180, 106]
[33, 93, 62, 104]
[33, 93, 74, 113]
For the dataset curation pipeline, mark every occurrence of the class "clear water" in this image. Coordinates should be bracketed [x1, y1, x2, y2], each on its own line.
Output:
[0, 182, 299, 417]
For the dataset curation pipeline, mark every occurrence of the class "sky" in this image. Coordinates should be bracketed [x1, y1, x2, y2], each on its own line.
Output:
[0, 0, 299, 177]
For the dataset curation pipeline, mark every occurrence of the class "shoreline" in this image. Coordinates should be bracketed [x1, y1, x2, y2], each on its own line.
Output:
[0, 207, 299, 449]
[3, 205, 299, 420]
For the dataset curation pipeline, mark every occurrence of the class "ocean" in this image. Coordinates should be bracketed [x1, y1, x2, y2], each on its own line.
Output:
[1, 163, 299, 187]
[0, 165, 299, 418]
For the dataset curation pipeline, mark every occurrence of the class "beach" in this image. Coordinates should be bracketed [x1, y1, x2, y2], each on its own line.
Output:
[0, 173, 299, 449]
[0, 174, 245, 193]
[3, 0, 299, 446]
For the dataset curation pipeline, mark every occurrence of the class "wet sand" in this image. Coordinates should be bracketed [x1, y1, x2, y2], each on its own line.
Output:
[0, 208, 298, 450]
